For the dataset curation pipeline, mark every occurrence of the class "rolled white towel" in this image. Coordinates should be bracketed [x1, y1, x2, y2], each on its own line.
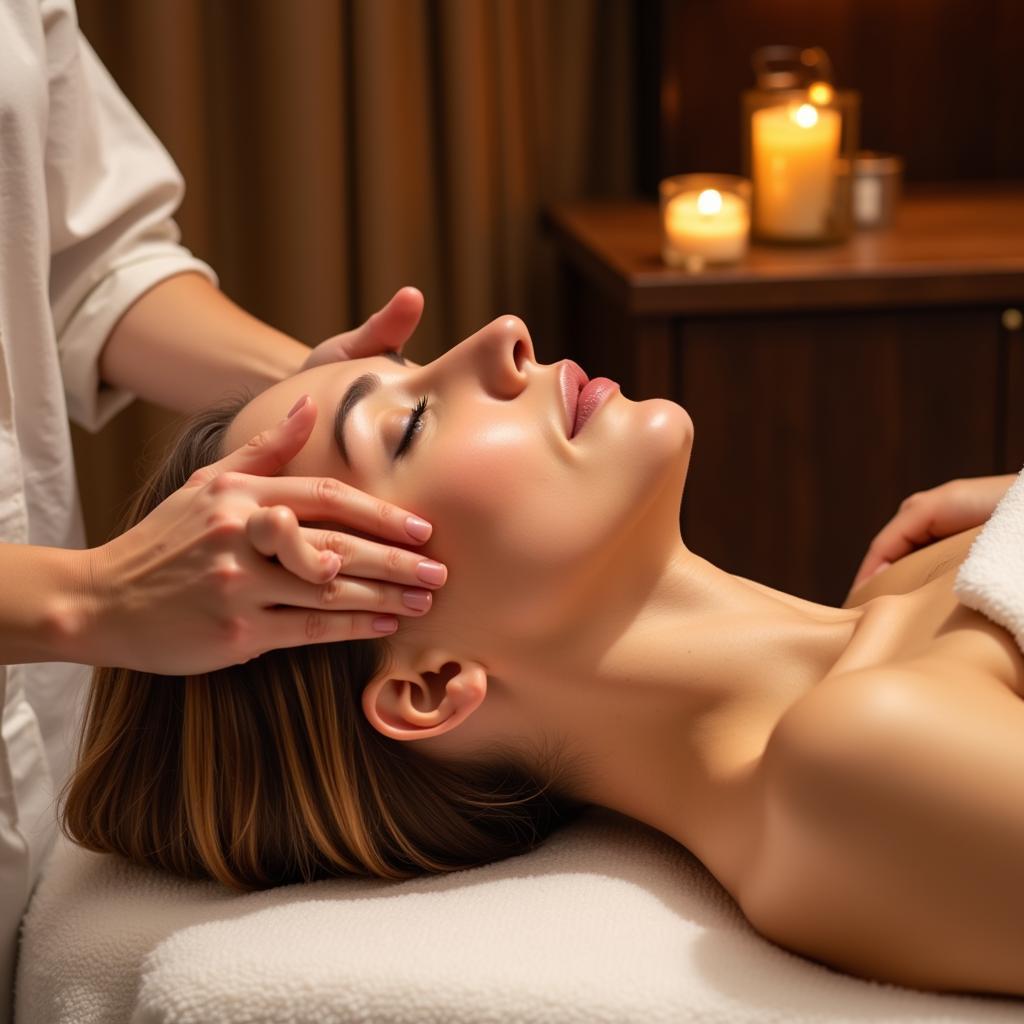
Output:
[954, 466, 1024, 655]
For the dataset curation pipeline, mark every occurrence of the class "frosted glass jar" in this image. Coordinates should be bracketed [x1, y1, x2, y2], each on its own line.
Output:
[660, 174, 751, 271]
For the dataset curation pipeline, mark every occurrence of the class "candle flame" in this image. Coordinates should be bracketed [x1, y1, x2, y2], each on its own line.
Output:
[792, 103, 819, 128]
[696, 189, 723, 215]
[807, 81, 833, 105]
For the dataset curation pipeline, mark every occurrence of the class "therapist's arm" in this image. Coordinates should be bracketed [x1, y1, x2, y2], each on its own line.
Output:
[98, 271, 309, 415]
[0, 544, 90, 666]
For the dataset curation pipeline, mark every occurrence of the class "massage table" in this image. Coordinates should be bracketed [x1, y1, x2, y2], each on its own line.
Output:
[16, 805, 1023, 1023]
[17, 470, 1024, 1022]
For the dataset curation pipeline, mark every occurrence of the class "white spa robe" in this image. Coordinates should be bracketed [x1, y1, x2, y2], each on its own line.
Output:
[0, 0, 217, 1017]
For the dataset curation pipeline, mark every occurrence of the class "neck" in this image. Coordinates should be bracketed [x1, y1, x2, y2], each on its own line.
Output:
[523, 541, 865, 895]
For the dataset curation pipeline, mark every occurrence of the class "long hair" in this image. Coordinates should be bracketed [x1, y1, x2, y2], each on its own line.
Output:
[60, 392, 590, 891]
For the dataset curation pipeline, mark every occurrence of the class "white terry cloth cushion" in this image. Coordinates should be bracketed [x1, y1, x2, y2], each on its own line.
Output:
[18, 467, 1024, 1024]
[16, 807, 1023, 1023]
[954, 464, 1024, 651]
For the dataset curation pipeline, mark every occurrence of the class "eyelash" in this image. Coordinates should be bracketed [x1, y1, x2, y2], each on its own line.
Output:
[395, 396, 428, 459]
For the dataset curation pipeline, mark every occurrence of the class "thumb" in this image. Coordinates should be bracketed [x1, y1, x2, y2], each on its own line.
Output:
[188, 394, 316, 486]
[339, 286, 424, 360]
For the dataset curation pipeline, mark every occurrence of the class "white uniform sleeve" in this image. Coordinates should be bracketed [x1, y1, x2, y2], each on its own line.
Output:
[46, 26, 219, 433]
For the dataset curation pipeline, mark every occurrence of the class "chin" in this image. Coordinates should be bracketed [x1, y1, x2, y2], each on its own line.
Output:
[636, 396, 693, 452]
[588, 395, 693, 550]
[628, 395, 694, 519]
[616, 395, 693, 484]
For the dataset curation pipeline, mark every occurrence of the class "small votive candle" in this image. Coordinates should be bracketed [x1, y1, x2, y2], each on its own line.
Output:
[660, 174, 752, 271]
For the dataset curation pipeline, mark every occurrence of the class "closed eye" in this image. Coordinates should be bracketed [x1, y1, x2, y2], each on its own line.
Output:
[395, 396, 428, 459]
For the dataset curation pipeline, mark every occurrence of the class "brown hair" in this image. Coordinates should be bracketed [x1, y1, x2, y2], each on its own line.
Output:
[60, 392, 590, 891]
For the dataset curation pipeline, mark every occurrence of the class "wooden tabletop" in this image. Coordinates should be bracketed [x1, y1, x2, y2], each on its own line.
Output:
[544, 181, 1024, 316]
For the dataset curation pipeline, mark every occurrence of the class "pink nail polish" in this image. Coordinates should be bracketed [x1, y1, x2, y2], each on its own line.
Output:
[405, 516, 432, 541]
[373, 616, 398, 634]
[415, 560, 447, 586]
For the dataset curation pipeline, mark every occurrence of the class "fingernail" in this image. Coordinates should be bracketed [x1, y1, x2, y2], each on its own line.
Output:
[286, 394, 309, 419]
[415, 560, 447, 586]
[405, 515, 432, 541]
[402, 589, 432, 611]
[372, 616, 398, 634]
[320, 551, 340, 576]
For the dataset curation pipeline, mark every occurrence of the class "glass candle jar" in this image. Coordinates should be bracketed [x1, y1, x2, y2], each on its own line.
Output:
[741, 46, 860, 245]
[660, 173, 751, 271]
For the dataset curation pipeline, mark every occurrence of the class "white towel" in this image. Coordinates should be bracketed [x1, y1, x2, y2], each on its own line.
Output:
[16, 810, 1022, 1023]
[954, 466, 1024, 654]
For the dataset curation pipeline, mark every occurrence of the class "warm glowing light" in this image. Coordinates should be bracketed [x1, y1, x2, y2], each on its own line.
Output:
[696, 189, 723, 215]
[660, 179, 750, 267]
[792, 103, 819, 128]
[807, 81, 833, 105]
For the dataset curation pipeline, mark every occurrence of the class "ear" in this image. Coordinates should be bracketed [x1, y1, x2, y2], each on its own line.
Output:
[361, 650, 488, 742]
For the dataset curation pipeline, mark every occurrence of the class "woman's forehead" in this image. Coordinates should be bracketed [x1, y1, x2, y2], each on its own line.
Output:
[224, 357, 404, 454]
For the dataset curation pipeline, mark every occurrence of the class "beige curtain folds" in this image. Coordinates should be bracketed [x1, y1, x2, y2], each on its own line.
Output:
[71, 0, 635, 545]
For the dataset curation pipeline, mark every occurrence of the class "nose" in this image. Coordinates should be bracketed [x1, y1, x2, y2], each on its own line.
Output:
[451, 315, 536, 400]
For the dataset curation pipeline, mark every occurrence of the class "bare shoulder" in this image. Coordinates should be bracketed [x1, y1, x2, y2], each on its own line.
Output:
[744, 665, 1024, 997]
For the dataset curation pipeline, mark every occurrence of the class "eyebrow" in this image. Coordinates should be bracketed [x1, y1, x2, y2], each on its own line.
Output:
[332, 350, 408, 467]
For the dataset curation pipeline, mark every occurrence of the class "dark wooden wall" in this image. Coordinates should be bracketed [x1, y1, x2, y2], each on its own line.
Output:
[636, 0, 1024, 196]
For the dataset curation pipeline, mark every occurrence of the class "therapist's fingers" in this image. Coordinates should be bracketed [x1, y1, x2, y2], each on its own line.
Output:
[187, 393, 318, 487]
[851, 516, 931, 588]
[224, 473, 434, 546]
[303, 525, 447, 589]
[851, 497, 939, 589]
[333, 286, 424, 360]
[850, 552, 893, 590]
[247, 508, 448, 593]
[259, 563, 433, 619]
[256, 607, 401, 646]
[247, 505, 341, 584]
[850, 475, 1015, 590]
[300, 287, 425, 372]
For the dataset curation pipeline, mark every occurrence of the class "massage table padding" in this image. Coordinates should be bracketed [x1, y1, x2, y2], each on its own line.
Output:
[16, 806, 1021, 1023]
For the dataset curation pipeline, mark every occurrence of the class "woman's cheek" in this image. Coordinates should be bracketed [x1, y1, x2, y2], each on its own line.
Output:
[411, 426, 609, 613]
[420, 423, 549, 545]
[389, 401, 689, 643]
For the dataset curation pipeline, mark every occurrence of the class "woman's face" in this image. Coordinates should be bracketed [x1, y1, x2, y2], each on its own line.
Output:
[224, 316, 693, 658]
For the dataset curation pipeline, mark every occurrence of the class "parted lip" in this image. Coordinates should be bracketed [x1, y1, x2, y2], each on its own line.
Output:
[558, 359, 589, 437]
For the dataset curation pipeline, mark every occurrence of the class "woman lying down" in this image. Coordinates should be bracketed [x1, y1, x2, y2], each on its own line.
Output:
[61, 315, 1024, 1000]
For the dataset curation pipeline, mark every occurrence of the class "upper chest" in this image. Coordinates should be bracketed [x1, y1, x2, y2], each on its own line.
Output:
[836, 523, 1024, 695]
[739, 537, 1024, 991]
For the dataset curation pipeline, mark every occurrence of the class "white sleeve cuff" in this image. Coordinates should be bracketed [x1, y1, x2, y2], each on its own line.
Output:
[57, 246, 219, 433]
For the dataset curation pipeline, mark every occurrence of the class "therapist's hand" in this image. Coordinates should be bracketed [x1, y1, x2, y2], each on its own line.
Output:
[850, 473, 1016, 590]
[83, 395, 446, 675]
[301, 286, 424, 371]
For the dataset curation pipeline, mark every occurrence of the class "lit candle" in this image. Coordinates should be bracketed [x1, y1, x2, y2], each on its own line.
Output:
[662, 187, 750, 269]
[751, 100, 841, 239]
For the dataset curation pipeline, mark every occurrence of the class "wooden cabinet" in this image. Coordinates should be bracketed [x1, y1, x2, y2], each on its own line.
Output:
[545, 183, 1024, 606]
